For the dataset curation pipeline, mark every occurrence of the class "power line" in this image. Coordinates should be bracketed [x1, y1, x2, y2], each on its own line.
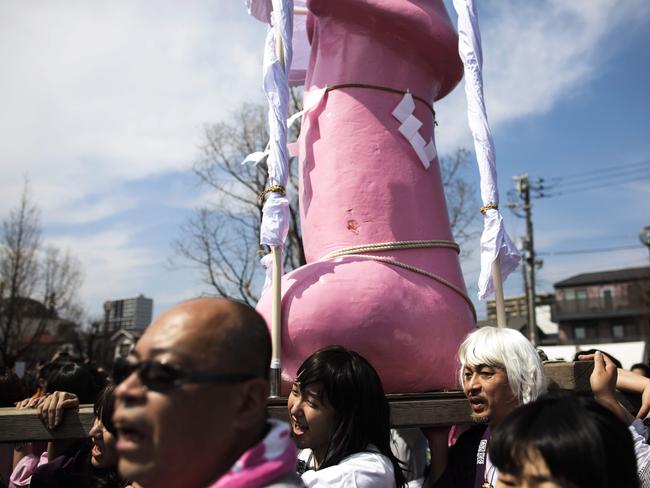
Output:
[547, 165, 650, 189]
[537, 244, 643, 256]
[539, 172, 650, 198]
[544, 158, 650, 183]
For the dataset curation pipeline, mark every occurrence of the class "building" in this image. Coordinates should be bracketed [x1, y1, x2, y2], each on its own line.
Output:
[110, 329, 139, 360]
[483, 293, 559, 345]
[0, 296, 84, 367]
[552, 266, 650, 344]
[103, 294, 153, 332]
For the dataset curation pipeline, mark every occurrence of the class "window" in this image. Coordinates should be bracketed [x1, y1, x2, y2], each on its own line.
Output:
[573, 322, 598, 341]
[118, 341, 133, 358]
[611, 323, 638, 340]
[612, 324, 624, 339]
[602, 288, 613, 309]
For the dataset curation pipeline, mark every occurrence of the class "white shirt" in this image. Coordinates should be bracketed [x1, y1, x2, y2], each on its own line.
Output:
[299, 448, 396, 488]
[630, 421, 650, 487]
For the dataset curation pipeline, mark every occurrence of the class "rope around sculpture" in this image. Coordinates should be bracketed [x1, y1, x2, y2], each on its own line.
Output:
[321, 240, 477, 321]
[326, 83, 437, 121]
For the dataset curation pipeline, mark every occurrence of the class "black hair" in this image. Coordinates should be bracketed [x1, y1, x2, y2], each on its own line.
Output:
[93, 384, 117, 436]
[574, 349, 623, 369]
[39, 360, 64, 382]
[295, 345, 406, 488]
[89, 384, 128, 488]
[46, 362, 105, 404]
[631, 363, 650, 377]
[490, 391, 639, 488]
[0, 366, 26, 407]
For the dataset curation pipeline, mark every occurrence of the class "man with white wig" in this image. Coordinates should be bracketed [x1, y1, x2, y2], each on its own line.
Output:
[431, 326, 546, 488]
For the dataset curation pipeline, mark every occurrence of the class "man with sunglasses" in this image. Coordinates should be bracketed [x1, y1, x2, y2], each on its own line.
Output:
[113, 297, 302, 488]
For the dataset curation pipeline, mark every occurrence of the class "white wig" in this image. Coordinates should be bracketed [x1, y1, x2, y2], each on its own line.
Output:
[458, 327, 546, 405]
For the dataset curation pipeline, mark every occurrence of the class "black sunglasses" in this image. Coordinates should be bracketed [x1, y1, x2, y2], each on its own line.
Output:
[112, 357, 257, 392]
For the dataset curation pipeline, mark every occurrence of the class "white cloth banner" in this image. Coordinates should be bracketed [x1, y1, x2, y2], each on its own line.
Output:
[245, 0, 308, 86]
[256, 0, 293, 291]
[453, 0, 520, 300]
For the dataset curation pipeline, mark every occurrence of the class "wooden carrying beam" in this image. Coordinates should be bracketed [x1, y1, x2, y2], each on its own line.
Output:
[0, 405, 94, 442]
[0, 362, 593, 442]
[270, 392, 471, 428]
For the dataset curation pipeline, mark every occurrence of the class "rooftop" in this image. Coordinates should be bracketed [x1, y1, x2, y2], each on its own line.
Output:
[554, 266, 650, 288]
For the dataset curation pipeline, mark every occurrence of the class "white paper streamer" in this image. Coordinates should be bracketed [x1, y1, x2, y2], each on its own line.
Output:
[453, 0, 520, 300]
[245, 0, 308, 86]
[245, 0, 273, 22]
[392, 92, 437, 169]
[286, 85, 327, 127]
[242, 86, 327, 167]
[252, 0, 293, 295]
[260, 252, 275, 295]
[258, 0, 293, 255]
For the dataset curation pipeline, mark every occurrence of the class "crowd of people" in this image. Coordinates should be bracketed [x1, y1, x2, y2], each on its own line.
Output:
[1, 297, 650, 487]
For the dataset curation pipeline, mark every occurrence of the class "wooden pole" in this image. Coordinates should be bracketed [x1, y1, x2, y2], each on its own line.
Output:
[269, 17, 287, 398]
[270, 246, 282, 396]
[492, 256, 507, 327]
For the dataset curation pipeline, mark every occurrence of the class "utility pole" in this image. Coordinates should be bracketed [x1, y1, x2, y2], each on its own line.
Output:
[510, 174, 542, 345]
[640, 226, 650, 263]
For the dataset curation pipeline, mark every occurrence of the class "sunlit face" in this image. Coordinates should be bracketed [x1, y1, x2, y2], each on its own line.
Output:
[496, 449, 562, 488]
[287, 382, 337, 466]
[462, 363, 518, 426]
[89, 416, 118, 469]
[113, 308, 244, 488]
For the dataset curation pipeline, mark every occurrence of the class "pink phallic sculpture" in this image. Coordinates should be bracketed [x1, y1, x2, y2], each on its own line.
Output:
[257, 0, 474, 394]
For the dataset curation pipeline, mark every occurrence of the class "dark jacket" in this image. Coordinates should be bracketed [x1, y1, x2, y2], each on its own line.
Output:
[433, 424, 488, 488]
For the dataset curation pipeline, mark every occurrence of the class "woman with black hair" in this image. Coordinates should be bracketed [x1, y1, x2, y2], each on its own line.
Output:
[11, 361, 106, 487]
[26, 384, 132, 487]
[11, 380, 133, 487]
[489, 391, 639, 488]
[287, 345, 406, 487]
[87, 385, 129, 487]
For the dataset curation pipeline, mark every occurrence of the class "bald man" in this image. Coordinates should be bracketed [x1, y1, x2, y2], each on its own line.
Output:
[113, 298, 302, 488]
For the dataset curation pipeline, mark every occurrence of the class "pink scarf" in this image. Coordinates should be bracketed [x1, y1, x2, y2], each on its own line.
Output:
[210, 419, 301, 488]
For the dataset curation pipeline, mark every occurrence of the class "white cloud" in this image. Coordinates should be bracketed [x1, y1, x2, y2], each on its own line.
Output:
[48, 228, 159, 315]
[2, 1, 648, 320]
[43, 191, 138, 226]
[436, 0, 650, 153]
[0, 0, 267, 214]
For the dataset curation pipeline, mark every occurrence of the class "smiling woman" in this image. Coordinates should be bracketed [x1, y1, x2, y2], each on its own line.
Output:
[15, 383, 133, 488]
[287, 346, 407, 488]
[87, 385, 129, 486]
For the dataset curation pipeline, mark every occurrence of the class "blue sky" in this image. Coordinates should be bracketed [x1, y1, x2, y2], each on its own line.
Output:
[1, 0, 648, 321]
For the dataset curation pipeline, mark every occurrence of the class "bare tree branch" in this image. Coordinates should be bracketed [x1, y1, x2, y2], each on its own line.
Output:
[0, 181, 84, 366]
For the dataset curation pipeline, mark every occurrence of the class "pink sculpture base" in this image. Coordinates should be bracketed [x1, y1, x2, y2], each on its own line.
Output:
[257, 257, 474, 394]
